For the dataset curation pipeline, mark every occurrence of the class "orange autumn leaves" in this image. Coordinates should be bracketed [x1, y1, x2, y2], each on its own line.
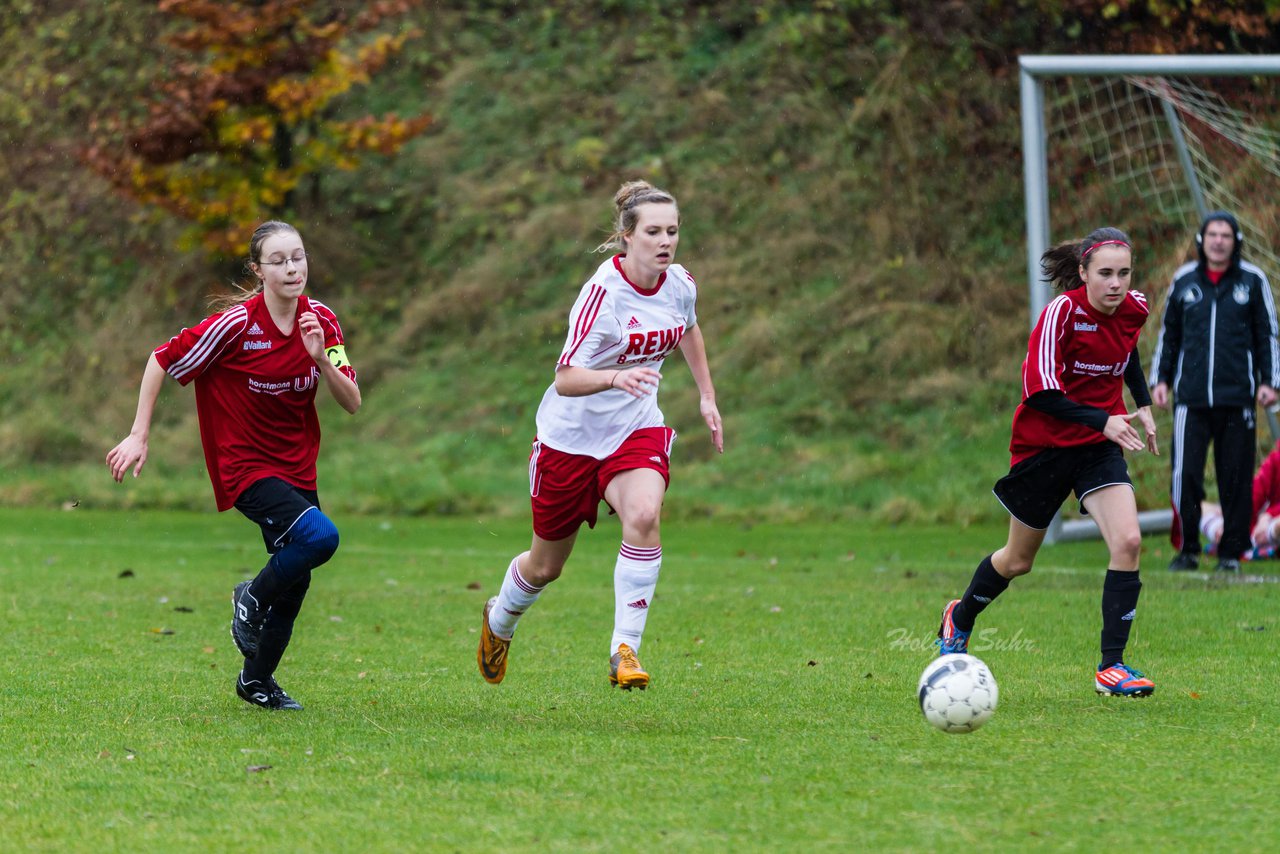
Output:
[83, 0, 431, 255]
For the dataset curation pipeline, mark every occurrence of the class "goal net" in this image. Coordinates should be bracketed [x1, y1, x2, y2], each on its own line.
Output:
[1043, 73, 1280, 299]
[1020, 56, 1280, 541]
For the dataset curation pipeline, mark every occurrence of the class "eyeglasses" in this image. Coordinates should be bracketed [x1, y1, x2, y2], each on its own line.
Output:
[259, 252, 308, 267]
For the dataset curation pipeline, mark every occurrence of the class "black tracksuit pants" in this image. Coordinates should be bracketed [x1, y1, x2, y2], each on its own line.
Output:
[1171, 404, 1257, 560]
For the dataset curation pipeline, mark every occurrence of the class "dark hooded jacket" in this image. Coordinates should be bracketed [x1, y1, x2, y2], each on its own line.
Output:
[1149, 211, 1280, 408]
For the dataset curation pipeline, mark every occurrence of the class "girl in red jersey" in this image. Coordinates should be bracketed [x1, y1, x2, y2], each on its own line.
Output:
[477, 180, 724, 690]
[107, 221, 360, 711]
[934, 227, 1161, 697]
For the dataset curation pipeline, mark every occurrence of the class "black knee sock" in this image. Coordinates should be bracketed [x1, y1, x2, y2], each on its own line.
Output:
[247, 556, 286, 609]
[1100, 569, 1142, 669]
[952, 554, 1010, 632]
[243, 572, 311, 682]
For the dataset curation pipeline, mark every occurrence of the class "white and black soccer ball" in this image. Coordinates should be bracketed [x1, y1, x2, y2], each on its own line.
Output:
[918, 653, 998, 733]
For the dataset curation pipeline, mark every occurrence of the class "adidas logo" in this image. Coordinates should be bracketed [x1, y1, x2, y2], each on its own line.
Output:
[1074, 306, 1089, 316]
[627, 316, 642, 330]
[1121, 609, 1136, 621]
[247, 322, 265, 335]
[649, 456, 663, 463]
[626, 598, 649, 610]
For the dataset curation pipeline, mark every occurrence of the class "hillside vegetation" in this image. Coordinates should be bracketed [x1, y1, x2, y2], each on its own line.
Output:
[3, 1, 1277, 523]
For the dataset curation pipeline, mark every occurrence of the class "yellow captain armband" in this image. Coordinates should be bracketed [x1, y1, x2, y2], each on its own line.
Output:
[326, 345, 351, 369]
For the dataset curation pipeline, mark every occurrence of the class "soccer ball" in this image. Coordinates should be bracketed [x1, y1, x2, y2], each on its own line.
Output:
[917, 654, 998, 733]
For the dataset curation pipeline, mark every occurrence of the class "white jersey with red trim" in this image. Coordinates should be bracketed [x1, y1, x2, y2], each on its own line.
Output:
[535, 255, 698, 459]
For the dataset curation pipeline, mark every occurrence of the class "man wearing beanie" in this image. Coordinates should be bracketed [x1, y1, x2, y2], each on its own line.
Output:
[1151, 211, 1280, 572]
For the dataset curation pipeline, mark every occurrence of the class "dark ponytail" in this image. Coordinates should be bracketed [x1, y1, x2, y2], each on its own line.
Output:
[1040, 226, 1132, 291]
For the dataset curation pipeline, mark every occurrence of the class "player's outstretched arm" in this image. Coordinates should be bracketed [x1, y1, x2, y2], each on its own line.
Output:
[678, 325, 723, 454]
[106, 353, 167, 482]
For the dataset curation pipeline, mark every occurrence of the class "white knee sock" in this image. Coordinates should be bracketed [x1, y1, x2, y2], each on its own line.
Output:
[611, 543, 661, 656]
[489, 553, 544, 639]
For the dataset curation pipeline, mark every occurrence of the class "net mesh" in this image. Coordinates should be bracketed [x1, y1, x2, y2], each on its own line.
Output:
[1040, 75, 1280, 526]
[1043, 75, 1280, 291]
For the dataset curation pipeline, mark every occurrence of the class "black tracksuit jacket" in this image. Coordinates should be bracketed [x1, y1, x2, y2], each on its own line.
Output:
[1149, 257, 1279, 407]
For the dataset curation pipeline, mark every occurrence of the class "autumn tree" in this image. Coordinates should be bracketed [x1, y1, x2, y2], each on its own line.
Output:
[84, 0, 432, 255]
[1031, 0, 1280, 55]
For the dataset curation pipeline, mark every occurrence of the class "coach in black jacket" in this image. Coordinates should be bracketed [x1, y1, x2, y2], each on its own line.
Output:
[1150, 210, 1280, 571]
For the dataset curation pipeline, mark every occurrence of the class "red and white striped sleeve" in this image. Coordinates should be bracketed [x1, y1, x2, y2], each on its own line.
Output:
[557, 282, 611, 368]
[676, 265, 699, 328]
[309, 298, 357, 384]
[1022, 294, 1072, 399]
[153, 305, 249, 386]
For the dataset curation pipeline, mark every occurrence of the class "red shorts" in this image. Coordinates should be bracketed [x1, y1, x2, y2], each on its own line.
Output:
[529, 427, 675, 541]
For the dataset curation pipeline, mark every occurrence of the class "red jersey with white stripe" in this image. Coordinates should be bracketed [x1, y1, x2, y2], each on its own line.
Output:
[1009, 287, 1149, 464]
[152, 293, 357, 510]
[536, 255, 698, 459]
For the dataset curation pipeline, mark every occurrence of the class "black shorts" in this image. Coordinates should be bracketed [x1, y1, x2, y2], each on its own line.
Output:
[993, 442, 1132, 530]
[233, 477, 321, 554]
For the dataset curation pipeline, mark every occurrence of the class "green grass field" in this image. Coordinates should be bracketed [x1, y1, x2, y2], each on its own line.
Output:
[2, 507, 1278, 851]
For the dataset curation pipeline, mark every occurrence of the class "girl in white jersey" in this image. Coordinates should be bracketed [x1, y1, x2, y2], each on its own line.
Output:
[478, 181, 724, 689]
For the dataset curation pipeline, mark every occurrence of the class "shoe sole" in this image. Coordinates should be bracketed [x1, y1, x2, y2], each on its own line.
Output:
[610, 674, 649, 691]
[236, 687, 303, 710]
[1095, 684, 1155, 697]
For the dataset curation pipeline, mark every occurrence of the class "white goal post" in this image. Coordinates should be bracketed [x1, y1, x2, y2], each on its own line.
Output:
[1020, 55, 1280, 543]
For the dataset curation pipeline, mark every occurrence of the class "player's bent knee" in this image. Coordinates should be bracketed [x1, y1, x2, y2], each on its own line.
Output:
[1003, 559, 1035, 577]
[523, 560, 564, 586]
[1110, 529, 1142, 565]
[296, 510, 340, 568]
[313, 528, 339, 565]
[623, 503, 663, 537]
